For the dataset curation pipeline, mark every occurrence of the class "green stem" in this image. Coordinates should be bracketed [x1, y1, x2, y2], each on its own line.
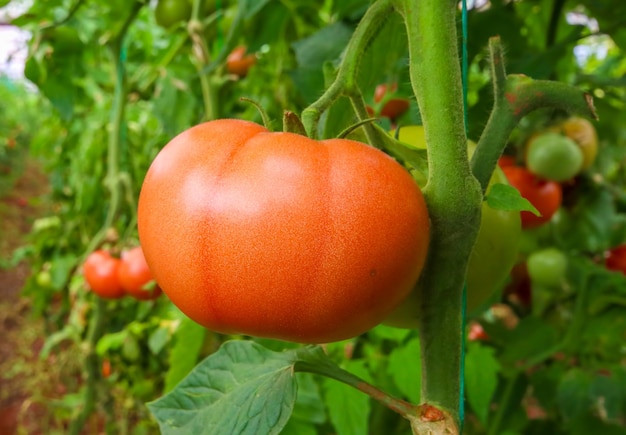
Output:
[301, 0, 395, 139]
[295, 359, 418, 418]
[396, 0, 482, 431]
[470, 37, 597, 193]
[486, 373, 522, 435]
[68, 298, 108, 434]
[189, 0, 216, 120]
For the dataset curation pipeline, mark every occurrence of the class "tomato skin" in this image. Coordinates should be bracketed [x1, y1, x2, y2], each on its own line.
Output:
[560, 117, 598, 170]
[606, 245, 626, 275]
[527, 248, 567, 287]
[155, 0, 191, 29]
[83, 250, 125, 299]
[138, 119, 430, 343]
[374, 83, 410, 121]
[226, 46, 256, 78]
[526, 132, 583, 182]
[502, 166, 562, 229]
[118, 246, 161, 301]
[498, 155, 517, 168]
[384, 128, 521, 327]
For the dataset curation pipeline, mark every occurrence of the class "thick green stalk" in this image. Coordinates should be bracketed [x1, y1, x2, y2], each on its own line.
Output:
[396, 0, 482, 430]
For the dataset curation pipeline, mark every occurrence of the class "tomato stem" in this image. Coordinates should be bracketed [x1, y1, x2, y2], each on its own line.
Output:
[301, 0, 395, 139]
[470, 37, 597, 194]
[396, 0, 482, 432]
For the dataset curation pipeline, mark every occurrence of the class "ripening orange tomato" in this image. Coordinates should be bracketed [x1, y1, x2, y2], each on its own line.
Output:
[138, 119, 430, 343]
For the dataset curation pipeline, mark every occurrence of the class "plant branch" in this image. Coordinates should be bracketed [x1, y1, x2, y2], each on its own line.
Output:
[470, 36, 597, 194]
[301, 0, 395, 139]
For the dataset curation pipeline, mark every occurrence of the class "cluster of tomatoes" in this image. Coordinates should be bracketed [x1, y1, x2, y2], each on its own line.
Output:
[83, 246, 161, 301]
[367, 83, 411, 124]
[499, 117, 598, 229]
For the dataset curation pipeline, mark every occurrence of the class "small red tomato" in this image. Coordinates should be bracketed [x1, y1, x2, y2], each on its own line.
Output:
[118, 246, 161, 300]
[468, 322, 489, 341]
[502, 166, 562, 229]
[606, 244, 626, 275]
[83, 250, 125, 299]
[226, 46, 256, 78]
[380, 98, 410, 121]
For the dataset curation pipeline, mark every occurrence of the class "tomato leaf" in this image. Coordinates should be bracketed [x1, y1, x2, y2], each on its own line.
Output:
[465, 342, 500, 425]
[486, 183, 540, 215]
[148, 340, 302, 435]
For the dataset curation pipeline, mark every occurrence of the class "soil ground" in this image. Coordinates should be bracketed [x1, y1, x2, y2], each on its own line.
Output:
[0, 160, 54, 434]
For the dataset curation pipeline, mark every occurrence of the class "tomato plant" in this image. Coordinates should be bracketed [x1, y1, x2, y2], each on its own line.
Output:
[226, 46, 256, 78]
[526, 132, 583, 182]
[605, 244, 626, 275]
[138, 119, 430, 343]
[526, 247, 568, 287]
[118, 246, 161, 301]
[83, 250, 125, 299]
[384, 126, 520, 327]
[502, 166, 562, 228]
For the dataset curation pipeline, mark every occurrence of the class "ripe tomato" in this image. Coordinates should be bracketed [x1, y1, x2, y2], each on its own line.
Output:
[374, 83, 396, 103]
[606, 244, 626, 275]
[526, 132, 583, 182]
[374, 83, 410, 121]
[83, 250, 125, 299]
[498, 155, 517, 168]
[502, 166, 562, 229]
[118, 246, 161, 301]
[560, 117, 598, 170]
[226, 46, 256, 78]
[138, 119, 430, 343]
[527, 248, 567, 287]
[155, 0, 191, 29]
[384, 127, 521, 328]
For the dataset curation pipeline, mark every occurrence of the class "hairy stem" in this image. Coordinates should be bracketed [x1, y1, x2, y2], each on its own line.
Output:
[301, 0, 394, 139]
[396, 0, 482, 431]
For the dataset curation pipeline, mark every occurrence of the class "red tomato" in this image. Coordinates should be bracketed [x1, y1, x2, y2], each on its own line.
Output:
[380, 98, 410, 121]
[138, 119, 430, 343]
[226, 46, 256, 78]
[606, 245, 626, 275]
[83, 250, 125, 299]
[118, 246, 161, 300]
[468, 322, 489, 341]
[502, 166, 562, 229]
[498, 155, 516, 168]
[374, 83, 397, 103]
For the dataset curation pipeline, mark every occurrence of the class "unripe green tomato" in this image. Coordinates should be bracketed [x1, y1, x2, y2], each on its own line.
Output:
[384, 127, 521, 328]
[526, 132, 583, 182]
[527, 248, 567, 287]
[155, 0, 192, 29]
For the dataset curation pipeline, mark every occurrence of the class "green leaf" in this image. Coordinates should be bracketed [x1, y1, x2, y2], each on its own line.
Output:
[164, 317, 207, 393]
[486, 183, 539, 214]
[322, 360, 371, 435]
[148, 325, 171, 355]
[148, 340, 300, 435]
[465, 342, 500, 425]
[557, 368, 593, 420]
[387, 338, 421, 403]
[499, 316, 559, 365]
